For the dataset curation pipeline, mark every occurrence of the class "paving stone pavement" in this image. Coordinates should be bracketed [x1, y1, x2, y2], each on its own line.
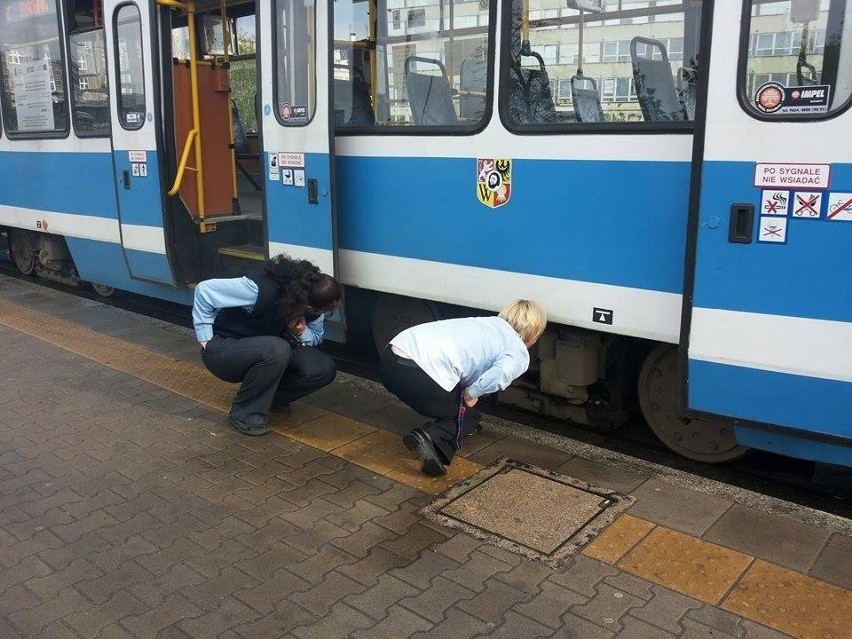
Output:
[0, 313, 807, 639]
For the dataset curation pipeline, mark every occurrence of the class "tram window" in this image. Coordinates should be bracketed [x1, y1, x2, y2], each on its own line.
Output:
[230, 16, 258, 134]
[274, 0, 316, 126]
[114, 5, 145, 130]
[742, 0, 851, 119]
[68, 1, 110, 137]
[504, 1, 702, 127]
[0, 0, 69, 136]
[333, 0, 493, 130]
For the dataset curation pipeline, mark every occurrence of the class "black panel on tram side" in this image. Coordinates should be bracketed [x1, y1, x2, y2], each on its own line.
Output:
[677, 0, 715, 413]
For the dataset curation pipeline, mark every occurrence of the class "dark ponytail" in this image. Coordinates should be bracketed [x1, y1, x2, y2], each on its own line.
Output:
[308, 273, 342, 312]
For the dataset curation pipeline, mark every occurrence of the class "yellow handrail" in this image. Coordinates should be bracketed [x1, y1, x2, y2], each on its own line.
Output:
[158, 0, 206, 220]
[167, 129, 197, 196]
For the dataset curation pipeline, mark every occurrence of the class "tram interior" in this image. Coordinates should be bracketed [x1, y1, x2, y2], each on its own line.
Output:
[166, 1, 265, 282]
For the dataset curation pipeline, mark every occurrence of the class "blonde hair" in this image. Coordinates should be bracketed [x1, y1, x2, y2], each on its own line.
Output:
[499, 299, 547, 344]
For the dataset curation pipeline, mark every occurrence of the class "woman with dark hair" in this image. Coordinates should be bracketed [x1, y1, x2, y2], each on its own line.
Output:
[192, 255, 342, 436]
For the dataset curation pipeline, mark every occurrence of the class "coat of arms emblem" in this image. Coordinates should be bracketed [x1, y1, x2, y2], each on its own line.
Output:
[476, 158, 512, 208]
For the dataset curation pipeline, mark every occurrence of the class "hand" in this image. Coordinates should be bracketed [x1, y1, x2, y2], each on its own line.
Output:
[288, 317, 307, 335]
[463, 388, 478, 408]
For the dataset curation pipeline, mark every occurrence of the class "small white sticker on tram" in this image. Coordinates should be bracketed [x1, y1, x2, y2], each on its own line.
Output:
[792, 192, 822, 218]
[758, 216, 788, 243]
[128, 150, 147, 163]
[754, 162, 830, 189]
[760, 190, 790, 216]
[827, 193, 852, 221]
[268, 152, 279, 182]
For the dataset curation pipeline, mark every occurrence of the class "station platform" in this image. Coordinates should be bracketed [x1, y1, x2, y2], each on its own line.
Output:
[0, 274, 849, 639]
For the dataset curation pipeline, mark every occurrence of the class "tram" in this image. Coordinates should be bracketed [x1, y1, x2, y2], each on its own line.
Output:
[0, 0, 849, 469]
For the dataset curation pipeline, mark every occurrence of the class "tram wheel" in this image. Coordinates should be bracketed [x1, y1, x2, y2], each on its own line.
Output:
[637, 343, 750, 463]
[371, 294, 439, 355]
[90, 283, 116, 298]
[9, 230, 37, 275]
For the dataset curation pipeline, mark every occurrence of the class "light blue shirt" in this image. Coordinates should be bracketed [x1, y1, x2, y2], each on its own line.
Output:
[192, 276, 325, 346]
[389, 316, 530, 398]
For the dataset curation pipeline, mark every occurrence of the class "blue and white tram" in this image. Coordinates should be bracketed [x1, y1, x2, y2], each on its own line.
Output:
[0, 0, 849, 470]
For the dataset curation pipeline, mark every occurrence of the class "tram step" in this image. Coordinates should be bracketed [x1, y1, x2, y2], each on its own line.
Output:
[218, 244, 266, 261]
[217, 244, 266, 278]
[200, 214, 250, 224]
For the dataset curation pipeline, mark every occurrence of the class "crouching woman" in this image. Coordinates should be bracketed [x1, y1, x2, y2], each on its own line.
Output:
[380, 300, 547, 476]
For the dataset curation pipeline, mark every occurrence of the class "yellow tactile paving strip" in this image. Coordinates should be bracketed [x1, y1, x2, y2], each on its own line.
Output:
[584, 514, 852, 639]
[724, 560, 852, 639]
[0, 299, 480, 495]
[619, 526, 753, 604]
[1, 298, 849, 639]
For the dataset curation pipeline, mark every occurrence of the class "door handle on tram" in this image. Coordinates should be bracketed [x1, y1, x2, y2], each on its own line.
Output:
[307, 178, 319, 204]
[122, 170, 131, 190]
[728, 204, 754, 243]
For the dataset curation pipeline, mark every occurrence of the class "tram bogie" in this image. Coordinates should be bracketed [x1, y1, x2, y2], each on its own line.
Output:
[0, 0, 849, 470]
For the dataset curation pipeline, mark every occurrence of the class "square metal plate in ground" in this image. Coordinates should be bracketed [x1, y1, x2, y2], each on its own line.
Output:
[423, 458, 634, 566]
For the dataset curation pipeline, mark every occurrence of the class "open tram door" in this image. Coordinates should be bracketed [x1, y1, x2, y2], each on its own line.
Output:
[682, 0, 852, 468]
[103, 0, 176, 286]
[257, 1, 343, 338]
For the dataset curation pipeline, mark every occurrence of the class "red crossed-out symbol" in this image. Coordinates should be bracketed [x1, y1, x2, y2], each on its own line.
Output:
[828, 196, 852, 219]
[764, 199, 780, 214]
[795, 194, 820, 217]
[762, 224, 784, 238]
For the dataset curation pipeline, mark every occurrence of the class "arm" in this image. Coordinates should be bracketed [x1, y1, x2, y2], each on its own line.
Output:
[192, 277, 259, 344]
[297, 314, 326, 346]
[465, 348, 529, 400]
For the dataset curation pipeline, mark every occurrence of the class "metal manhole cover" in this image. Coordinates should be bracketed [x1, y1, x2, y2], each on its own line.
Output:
[423, 458, 634, 566]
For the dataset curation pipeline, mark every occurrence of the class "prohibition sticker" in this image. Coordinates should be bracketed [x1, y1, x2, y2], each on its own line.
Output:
[758, 216, 787, 243]
[761, 190, 789, 216]
[792, 192, 822, 218]
[827, 192, 852, 221]
[476, 158, 512, 208]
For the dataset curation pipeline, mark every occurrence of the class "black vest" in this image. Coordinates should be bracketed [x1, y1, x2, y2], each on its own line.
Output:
[212, 273, 282, 339]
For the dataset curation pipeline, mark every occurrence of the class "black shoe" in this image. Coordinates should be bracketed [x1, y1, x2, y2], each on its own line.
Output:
[402, 429, 446, 477]
[228, 415, 267, 436]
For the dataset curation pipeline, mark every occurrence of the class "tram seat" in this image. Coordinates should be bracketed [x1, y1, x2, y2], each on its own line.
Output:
[570, 73, 605, 123]
[404, 56, 458, 126]
[509, 42, 560, 124]
[459, 58, 487, 121]
[630, 36, 689, 122]
[231, 101, 260, 191]
[334, 67, 374, 127]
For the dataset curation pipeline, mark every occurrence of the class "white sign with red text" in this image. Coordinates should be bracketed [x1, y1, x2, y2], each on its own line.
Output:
[754, 163, 830, 190]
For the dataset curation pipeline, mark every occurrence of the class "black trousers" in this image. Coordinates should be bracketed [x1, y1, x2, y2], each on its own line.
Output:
[379, 348, 479, 465]
[201, 335, 336, 426]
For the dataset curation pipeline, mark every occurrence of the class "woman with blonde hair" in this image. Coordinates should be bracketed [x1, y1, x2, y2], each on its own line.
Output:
[380, 300, 547, 476]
